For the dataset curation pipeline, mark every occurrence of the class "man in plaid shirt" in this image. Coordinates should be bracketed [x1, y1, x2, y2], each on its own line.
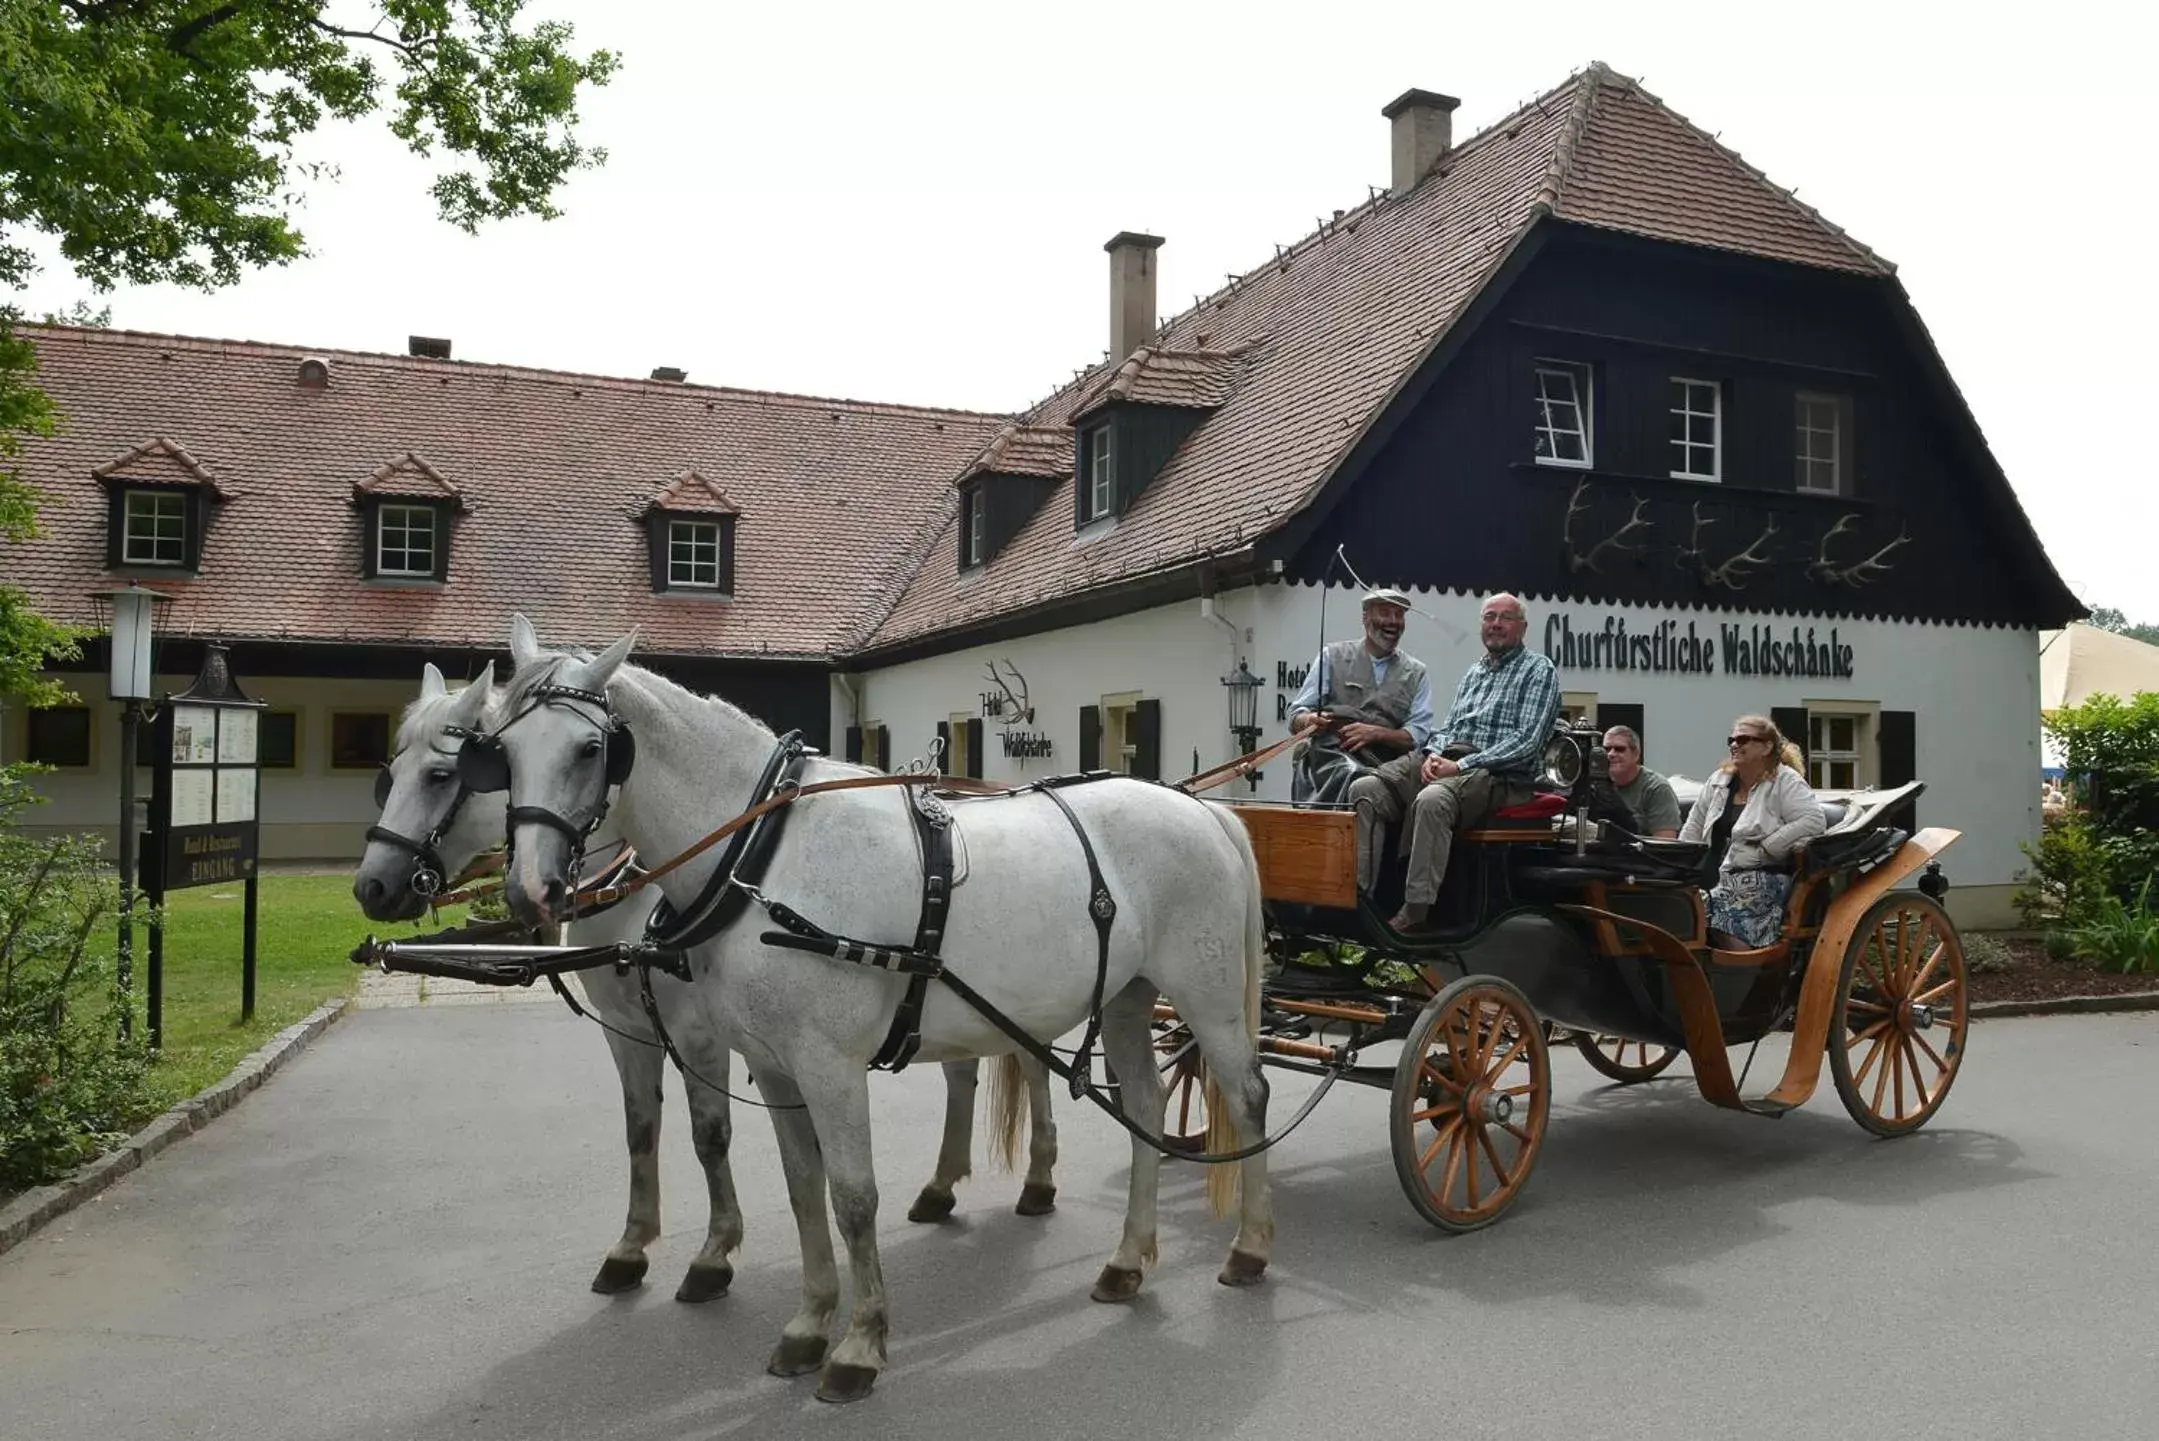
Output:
[1347, 593, 1561, 933]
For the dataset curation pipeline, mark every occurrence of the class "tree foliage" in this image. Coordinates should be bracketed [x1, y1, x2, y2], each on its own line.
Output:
[2087, 606, 2159, 647]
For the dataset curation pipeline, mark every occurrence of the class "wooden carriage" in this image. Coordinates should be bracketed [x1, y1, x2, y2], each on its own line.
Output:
[1153, 729, 1971, 1232]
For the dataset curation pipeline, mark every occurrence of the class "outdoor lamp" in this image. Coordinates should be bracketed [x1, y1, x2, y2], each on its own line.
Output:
[1221, 658, 1265, 791]
[89, 583, 172, 700]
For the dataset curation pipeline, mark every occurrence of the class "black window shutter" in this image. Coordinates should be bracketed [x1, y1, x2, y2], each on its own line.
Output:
[874, 724, 890, 770]
[1594, 702, 1647, 754]
[360, 500, 379, 579]
[1772, 707, 1810, 765]
[1073, 432, 1091, 528]
[183, 490, 206, 571]
[1131, 698, 1162, 780]
[1079, 705, 1101, 771]
[1878, 710, 1917, 828]
[105, 487, 126, 567]
[645, 513, 669, 592]
[718, 516, 737, 595]
[936, 720, 951, 771]
[432, 504, 451, 582]
[844, 725, 863, 763]
[964, 718, 983, 779]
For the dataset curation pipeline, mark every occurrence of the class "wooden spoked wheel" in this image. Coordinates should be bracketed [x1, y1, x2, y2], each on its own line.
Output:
[1575, 1032, 1681, 1083]
[1827, 891, 1969, 1137]
[1152, 1022, 1210, 1153]
[1390, 977, 1550, 1232]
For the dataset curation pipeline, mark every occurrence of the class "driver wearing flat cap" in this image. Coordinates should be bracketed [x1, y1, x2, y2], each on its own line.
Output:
[1285, 587, 1435, 806]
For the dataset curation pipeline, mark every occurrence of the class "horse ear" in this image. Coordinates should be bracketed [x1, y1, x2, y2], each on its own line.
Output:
[579, 630, 638, 689]
[509, 613, 542, 671]
[447, 662, 495, 726]
[420, 662, 447, 700]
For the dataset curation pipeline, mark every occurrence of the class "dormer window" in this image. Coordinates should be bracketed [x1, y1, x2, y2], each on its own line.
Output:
[1085, 426, 1115, 520]
[354, 453, 466, 584]
[95, 438, 226, 575]
[642, 469, 740, 597]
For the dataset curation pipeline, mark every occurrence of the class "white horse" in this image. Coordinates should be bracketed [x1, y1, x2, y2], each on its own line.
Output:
[352, 662, 1060, 1306]
[486, 616, 1275, 1404]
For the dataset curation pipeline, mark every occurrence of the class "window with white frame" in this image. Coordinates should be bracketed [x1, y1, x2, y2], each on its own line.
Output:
[1795, 392, 1844, 495]
[123, 490, 188, 565]
[668, 519, 723, 588]
[1807, 710, 1871, 791]
[1533, 361, 1593, 467]
[1668, 377, 1722, 481]
[1086, 427, 1114, 520]
[376, 505, 437, 577]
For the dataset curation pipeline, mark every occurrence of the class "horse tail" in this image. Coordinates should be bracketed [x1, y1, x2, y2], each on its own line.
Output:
[1200, 800, 1266, 1219]
[987, 1052, 1027, 1173]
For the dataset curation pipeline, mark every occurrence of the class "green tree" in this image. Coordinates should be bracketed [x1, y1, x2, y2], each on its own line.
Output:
[2, 0, 619, 698]
[2087, 605, 2159, 647]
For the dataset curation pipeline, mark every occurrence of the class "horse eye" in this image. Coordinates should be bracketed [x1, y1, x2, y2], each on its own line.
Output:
[580, 737, 604, 760]
[427, 768, 455, 786]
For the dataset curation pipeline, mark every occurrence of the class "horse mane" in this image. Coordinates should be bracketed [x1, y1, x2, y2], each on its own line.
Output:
[499, 648, 775, 743]
[394, 680, 491, 756]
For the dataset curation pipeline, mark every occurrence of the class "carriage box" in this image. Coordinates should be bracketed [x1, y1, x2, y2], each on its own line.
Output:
[1222, 803, 1359, 910]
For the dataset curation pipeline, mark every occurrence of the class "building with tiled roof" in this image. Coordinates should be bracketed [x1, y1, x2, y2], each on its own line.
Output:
[4, 63, 2080, 925]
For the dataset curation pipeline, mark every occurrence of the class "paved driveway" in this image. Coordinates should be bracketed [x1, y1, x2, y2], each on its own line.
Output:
[2, 1004, 2154, 1441]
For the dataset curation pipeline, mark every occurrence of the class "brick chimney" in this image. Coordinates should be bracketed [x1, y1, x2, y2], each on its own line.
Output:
[1382, 88, 1461, 194]
[1104, 231, 1164, 362]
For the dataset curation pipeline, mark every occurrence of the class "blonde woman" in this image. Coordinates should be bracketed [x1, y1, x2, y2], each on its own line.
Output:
[1679, 714, 1827, 949]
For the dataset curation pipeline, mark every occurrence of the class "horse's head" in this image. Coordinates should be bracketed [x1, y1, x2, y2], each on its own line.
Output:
[353, 660, 501, 921]
[486, 614, 640, 926]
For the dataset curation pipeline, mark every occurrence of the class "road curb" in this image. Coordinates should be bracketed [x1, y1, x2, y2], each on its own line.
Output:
[1969, 989, 2159, 1020]
[0, 998, 352, 1259]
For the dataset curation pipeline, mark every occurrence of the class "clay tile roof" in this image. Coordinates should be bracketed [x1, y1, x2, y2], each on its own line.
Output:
[8, 327, 1005, 660]
[958, 424, 1074, 484]
[91, 437, 229, 498]
[857, 62, 1894, 654]
[644, 468, 740, 514]
[354, 451, 471, 511]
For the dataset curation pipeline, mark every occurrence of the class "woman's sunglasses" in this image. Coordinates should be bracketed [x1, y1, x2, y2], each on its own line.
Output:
[1727, 734, 1768, 748]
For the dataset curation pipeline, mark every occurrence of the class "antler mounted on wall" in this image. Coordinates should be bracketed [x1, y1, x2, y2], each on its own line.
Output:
[1702, 517, 1780, 591]
[1562, 479, 1654, 574]
[1675, 502, 1715, 577]
[980, 659, 1034, 725]
[1808, 513, 1911, 587]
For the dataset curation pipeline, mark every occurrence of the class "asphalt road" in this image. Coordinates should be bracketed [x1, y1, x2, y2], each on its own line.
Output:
[2, 1003, 2154, 1441]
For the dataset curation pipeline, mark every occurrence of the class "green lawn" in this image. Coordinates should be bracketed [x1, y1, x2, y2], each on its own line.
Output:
[135, 874, 468, 1108]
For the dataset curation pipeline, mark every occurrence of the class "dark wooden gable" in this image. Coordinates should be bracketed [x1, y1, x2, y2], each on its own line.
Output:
[964, 473, 1059, 569]
[1072, 402, 1208, 526]
[1266, 223, 2081, 629]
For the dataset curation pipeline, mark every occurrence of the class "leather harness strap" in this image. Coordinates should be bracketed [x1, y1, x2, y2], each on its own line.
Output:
[868, 785, 955, 1072]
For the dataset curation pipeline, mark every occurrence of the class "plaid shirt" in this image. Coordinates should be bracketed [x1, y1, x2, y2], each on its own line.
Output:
[1429, 643, 1561, 776]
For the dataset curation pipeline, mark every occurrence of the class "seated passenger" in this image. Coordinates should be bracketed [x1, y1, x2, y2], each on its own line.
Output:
[1286, 588, 1434, 805]
[1348, 592, 1560, 934]
[1680, 714, 1827, 950]
[1601, 725, 1680, 839]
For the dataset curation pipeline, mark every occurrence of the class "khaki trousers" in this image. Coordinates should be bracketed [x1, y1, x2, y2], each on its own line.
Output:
[1347, 755, 1532, 905]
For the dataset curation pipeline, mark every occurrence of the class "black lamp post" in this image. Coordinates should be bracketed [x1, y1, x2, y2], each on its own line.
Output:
[88, 583, 171, 1040]
[1221, 658, 1265, 793]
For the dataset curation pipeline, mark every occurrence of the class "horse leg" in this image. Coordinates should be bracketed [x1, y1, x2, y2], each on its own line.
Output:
[1014, 1051, 1058, 1216]
[759, 1070, 842, 1383]
[674, 1045, 744, 1303]
[906, 1059, 977, 1223]
[1180, 997, 1275, 1288]
[591, 1030, 665, 1294]
[1090, 980, 1168, 1303]
[795, 1067, 889, 1405]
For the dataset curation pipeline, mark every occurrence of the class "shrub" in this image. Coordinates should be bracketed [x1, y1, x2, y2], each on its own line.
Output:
[1961, 933, 2020, 975]
[2063, 877, 2159, 975]
[0, 767, 155, 1191]
[2018, 692, 2159, 943]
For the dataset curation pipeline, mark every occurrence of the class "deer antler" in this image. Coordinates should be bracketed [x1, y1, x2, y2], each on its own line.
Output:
[1702, 518, 1780, 590]
[1826, 527, 1911, 587]
[1806, 513, 1861, 583]
[1569, 493, 1654, 574]
[1675, 502, 1715, 573]
[1000, 660, 1032, 723]
[1560, 477, 1592, 567]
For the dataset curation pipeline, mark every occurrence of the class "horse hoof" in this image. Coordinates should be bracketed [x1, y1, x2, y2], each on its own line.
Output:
[590, 1255, 648, 1294]
[1090, 1265, 1145, 1303]
[767, 1334, 828, 1378]
[906, 1189, 957, 1224]
[1217, 1250, 1269, 1287]
[1014, 1183, 1057, 1217]
[815, 1362, 879, 1405]
[674, 1262, 733, 1304]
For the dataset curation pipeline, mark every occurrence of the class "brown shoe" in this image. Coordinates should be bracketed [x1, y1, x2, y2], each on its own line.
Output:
[1389, 904, 1433, 934]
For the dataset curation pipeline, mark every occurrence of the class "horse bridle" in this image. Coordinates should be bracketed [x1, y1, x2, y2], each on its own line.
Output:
[366, 744, 478, 900]
[457, 680, 636, 883]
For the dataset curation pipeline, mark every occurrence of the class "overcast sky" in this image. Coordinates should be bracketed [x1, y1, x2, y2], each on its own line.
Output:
[21, 0, 2157, 618]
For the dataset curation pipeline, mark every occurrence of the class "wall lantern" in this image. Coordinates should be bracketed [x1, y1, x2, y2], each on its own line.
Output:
[1221, 658, 1265, 792]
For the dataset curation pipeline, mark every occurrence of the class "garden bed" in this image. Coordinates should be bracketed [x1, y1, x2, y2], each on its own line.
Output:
[1964, 933, 2159, 1007]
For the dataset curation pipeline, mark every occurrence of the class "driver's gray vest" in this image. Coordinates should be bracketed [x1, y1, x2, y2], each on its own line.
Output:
[1320, 640, 1426, 742]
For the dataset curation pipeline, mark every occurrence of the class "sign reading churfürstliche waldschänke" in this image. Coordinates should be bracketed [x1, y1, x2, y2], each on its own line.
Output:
[1541, 614, 1857, 679]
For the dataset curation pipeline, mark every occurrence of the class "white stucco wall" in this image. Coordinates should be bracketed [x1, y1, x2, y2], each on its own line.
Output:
[843, 583, 2042, 928]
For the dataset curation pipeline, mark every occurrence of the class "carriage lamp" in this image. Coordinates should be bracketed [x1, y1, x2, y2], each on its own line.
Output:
[88, 583, 174, 1042]
[1221, 658, 1265, 791]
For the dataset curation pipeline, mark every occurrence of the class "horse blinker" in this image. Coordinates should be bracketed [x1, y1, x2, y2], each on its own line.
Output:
[459, 736, 512, 794]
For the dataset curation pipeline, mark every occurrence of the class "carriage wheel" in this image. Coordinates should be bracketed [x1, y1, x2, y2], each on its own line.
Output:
[1827, 892, 1969, 1137]
[1153, 1022, 1211, 1153]
[1390, 976, 1550, 1233]
[1575, 1032, 1681, 1084]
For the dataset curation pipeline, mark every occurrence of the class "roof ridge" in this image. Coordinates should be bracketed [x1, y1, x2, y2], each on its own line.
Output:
[17, 322, 1014, 424]
[1597, 68, 1894, 275]
[1537, 62, 1607, 210]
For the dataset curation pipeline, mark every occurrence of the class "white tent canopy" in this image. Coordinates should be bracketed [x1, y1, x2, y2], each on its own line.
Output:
[2037, 622, 2159, 769]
